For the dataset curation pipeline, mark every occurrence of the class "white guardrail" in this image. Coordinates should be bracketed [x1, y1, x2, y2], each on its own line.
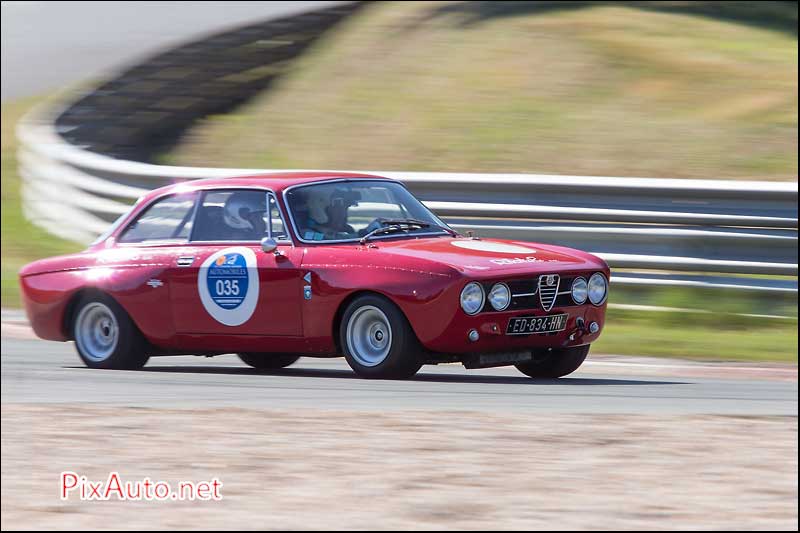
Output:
[17, 107, 799, 295]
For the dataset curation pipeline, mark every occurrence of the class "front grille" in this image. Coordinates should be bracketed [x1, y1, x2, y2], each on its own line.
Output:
[538, 274, 560, 311]
[479, 274, 584, 313]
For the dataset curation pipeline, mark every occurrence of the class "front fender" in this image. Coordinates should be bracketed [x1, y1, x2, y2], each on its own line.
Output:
[300, 258, 457, 353]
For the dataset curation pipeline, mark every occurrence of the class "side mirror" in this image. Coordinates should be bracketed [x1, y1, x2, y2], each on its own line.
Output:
[260, 237, 278, 254]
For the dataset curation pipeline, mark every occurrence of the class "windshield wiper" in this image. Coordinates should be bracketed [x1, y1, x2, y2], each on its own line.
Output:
[395, 218, 460, 237]
[359, 219, 430, 244]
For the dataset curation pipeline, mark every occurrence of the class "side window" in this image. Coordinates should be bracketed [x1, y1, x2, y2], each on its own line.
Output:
[191, 190, 289, 242]
[118, 193, 197, 243]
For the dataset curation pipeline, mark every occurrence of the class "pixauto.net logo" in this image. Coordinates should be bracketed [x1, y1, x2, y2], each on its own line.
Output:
[60, 472, 223, 501]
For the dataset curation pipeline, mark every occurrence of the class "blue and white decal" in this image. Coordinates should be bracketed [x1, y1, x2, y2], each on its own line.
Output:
[198, 247, 259, 326]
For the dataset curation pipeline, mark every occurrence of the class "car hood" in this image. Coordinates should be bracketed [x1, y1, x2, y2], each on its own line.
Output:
[374, 237, 606, 277]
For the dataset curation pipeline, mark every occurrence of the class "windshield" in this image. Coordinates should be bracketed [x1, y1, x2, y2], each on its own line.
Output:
[285, 180, 451, 242]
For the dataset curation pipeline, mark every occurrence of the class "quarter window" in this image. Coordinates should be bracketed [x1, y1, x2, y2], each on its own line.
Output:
[118, 193, 197, 243]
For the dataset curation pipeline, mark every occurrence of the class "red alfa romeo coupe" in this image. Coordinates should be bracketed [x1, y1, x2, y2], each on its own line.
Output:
[19, 172, 609, 379]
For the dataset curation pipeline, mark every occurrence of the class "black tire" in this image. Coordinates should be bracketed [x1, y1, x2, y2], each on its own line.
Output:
[71, 293, 149, 370]
[237, 353, 300, 369]
[515, 345, 590, 379]
[339, 294, 424, 379]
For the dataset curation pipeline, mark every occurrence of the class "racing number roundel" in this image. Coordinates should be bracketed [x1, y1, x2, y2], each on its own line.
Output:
[197, 247, 259, 326]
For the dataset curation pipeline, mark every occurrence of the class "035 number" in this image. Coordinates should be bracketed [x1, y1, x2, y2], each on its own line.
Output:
[215, 279, 240, 296]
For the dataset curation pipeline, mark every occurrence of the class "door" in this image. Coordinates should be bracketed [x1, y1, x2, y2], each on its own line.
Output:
[167, 189, 303, 336]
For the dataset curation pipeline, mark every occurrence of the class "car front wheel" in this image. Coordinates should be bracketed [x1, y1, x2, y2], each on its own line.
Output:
[340, 295, 423, 379]
[238, 353, 299, 369]
[515, 345, 590, 379]
[72, 294, 149, 370]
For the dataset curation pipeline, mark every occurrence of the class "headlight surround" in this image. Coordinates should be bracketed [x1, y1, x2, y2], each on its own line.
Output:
[571, 277, 588, 304]
[460, 282, 485, 315]
[488, 282, 511, 311]
[588, 273, 608, 305]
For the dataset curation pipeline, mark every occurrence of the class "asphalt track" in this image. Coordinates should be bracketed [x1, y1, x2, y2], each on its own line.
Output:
[2, 336, 796, 415]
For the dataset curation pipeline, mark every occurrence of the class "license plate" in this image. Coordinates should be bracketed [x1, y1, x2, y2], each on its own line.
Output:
[506, 314, 569, 335]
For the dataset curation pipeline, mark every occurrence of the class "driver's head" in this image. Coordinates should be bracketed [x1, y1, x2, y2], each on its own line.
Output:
[223, 191, 266, 233]
[306, 187, 332, 225]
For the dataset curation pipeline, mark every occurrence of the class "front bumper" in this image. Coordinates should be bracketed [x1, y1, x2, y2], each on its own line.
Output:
[417, 303, 606, 355]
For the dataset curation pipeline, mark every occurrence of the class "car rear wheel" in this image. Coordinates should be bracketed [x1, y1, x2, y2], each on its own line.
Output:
[515, 345, 590, 379]
[237, 353, 299, 369]
[340, 295, 423, 379]
[72, 294, 149, 370]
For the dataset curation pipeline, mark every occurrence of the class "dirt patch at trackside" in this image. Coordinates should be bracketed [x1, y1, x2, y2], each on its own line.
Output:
[1, 405, 796, 530]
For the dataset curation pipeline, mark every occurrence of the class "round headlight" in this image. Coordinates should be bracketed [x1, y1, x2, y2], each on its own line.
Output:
[460, 282, 485, 315]
[588, 273, 608, 305]
[488, 283, 511, 311]
[571, 277, 588, 304]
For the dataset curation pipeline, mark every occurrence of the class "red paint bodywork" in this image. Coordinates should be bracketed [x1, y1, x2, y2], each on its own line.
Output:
[19, 172, 610, 359]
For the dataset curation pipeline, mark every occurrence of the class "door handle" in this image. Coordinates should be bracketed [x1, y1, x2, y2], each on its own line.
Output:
[176, 256, 195, 267]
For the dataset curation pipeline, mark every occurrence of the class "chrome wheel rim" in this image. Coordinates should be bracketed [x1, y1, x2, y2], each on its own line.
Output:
[75, 302, 119, 362]
[346, 305, 392, 367]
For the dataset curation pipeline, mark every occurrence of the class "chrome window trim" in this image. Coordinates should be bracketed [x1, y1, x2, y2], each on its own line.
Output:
[116, 239, 295, 248]
[116, 240, 192, 248]
[282, 178, 452, 245]
[186, 191, 202, 240]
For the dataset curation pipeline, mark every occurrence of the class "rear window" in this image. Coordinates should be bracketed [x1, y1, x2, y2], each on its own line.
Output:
[118, 193, 197, 243]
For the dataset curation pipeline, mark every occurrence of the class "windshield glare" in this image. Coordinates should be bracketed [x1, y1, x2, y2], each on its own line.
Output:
[286, 180, 449, 242]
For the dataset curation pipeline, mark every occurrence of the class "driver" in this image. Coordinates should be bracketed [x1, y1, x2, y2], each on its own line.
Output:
[222, 191, 267, 240]
[299, 187, 357, 240]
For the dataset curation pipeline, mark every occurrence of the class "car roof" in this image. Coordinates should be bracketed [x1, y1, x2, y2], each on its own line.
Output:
[144, 171, 393, 202]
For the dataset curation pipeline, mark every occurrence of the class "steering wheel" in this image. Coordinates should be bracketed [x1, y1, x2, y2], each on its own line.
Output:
[358, 218, 385, 237]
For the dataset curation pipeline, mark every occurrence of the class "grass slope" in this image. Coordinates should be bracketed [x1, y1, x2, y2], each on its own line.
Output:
[167, 1, 797, 180]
